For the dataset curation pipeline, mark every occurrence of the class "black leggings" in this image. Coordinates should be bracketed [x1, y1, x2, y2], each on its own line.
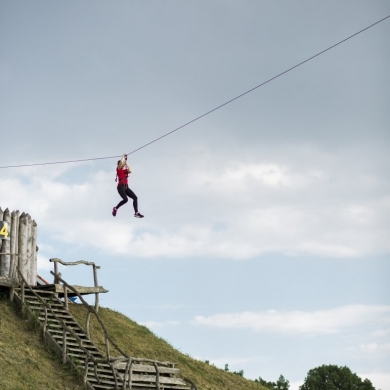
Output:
[116, 184, 138, 213]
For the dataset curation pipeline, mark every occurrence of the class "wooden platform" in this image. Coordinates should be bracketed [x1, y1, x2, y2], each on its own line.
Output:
[0, 278, 108, 297]
[33, 283, 108, 297]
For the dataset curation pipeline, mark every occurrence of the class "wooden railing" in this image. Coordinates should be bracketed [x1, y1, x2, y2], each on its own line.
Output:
[47, 258, 194, 389]
[14, 259, 197, 390]
[51, 272, 183, 389]
[50, 258, 101, 312]
[15, 266, 103, 385]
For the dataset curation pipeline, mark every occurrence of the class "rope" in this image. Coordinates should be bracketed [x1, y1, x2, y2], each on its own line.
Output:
[0, 14, 389, 170]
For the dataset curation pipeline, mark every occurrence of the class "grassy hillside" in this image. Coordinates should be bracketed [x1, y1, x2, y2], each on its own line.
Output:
[0, 297, 85, 390]
[0, 293, 266, 390]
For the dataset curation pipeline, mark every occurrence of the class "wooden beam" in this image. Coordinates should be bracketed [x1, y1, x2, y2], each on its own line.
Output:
[113, 362, 180, 374]
[54, 284, 108, 296]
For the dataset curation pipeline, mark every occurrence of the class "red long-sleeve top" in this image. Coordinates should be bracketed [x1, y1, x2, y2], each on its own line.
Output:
[117, 166, 129, 185]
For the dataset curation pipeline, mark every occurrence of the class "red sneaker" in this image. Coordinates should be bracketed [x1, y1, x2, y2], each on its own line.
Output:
[112, 207, 117, 217]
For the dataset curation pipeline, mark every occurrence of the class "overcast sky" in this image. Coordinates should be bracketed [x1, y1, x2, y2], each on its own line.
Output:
[1, 1, 390, 389]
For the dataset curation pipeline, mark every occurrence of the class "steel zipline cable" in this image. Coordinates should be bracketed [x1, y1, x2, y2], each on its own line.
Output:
[1, 14, 389, 170]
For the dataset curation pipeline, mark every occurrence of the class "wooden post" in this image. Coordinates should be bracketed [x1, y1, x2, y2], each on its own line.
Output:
[83, 358, 89, 384]
[26, 214, 32, 284]
[62, 330, 67, 364]
[1, 207, 38, 285]
[43, 305, 48, 333]
[93, 265, 99, 313]
[21, 279, 25, 306]
[10, 285, 15, 302]
[105, 339, 110, 361]
[18, 213, 28, 284]
[53, 260, 59, 284]
[30, 220, 37, 285]
[86, 311, 91, 337]
[0, 208, 11, 278]
[9, 210, 20, 281]
[154, 362, 161, 390]
[64, 286, 68, 311]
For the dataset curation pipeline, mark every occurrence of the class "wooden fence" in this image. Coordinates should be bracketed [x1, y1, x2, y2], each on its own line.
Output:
[0, 207, 37, 285]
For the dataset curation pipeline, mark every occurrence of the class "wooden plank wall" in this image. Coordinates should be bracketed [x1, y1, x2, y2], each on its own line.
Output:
[0, 207, 37, 285]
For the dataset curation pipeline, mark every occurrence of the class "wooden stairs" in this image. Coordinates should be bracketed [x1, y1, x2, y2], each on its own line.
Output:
[11, 277, 197, 390]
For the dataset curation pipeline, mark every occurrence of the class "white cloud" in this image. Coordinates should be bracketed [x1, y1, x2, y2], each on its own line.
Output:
[1, 148, 390, 260]
[354, 342, 390, 357]
[194, 305, 390, 335]
[289, 380, 304, 390]
[370, 329, 390, 338]
[194, 163, 310, 189]
[37, 253, 53, 271]
[358, 372, 390, 390]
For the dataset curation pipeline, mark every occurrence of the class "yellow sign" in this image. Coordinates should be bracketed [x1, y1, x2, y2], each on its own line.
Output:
[0, 221, 10, 240]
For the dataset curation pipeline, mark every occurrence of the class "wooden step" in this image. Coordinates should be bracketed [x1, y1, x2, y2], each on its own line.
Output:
[38, 317, 77, 325]
[88, 374, 189, 390]
[16, 288, 192, 390]
[48, 328, 90, 338]
[118, 374, 187, 386]
[84, 383, 114, 390]
[62, 344, 101, 354]
[25, 300, 64, 308]
[114, 363, 180, 375]
[87, 371, 190, 388]
[15, 288, 55, 294]
[53, 336, 97, 348]
[44, 322, 82, 331]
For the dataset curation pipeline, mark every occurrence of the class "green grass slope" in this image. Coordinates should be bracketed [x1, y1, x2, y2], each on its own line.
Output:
[0, 297, 85, 390]
[0, 294, 266, 390]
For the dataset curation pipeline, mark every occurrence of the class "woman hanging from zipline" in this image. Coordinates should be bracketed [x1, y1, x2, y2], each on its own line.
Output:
[112, 154, 144, 218]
